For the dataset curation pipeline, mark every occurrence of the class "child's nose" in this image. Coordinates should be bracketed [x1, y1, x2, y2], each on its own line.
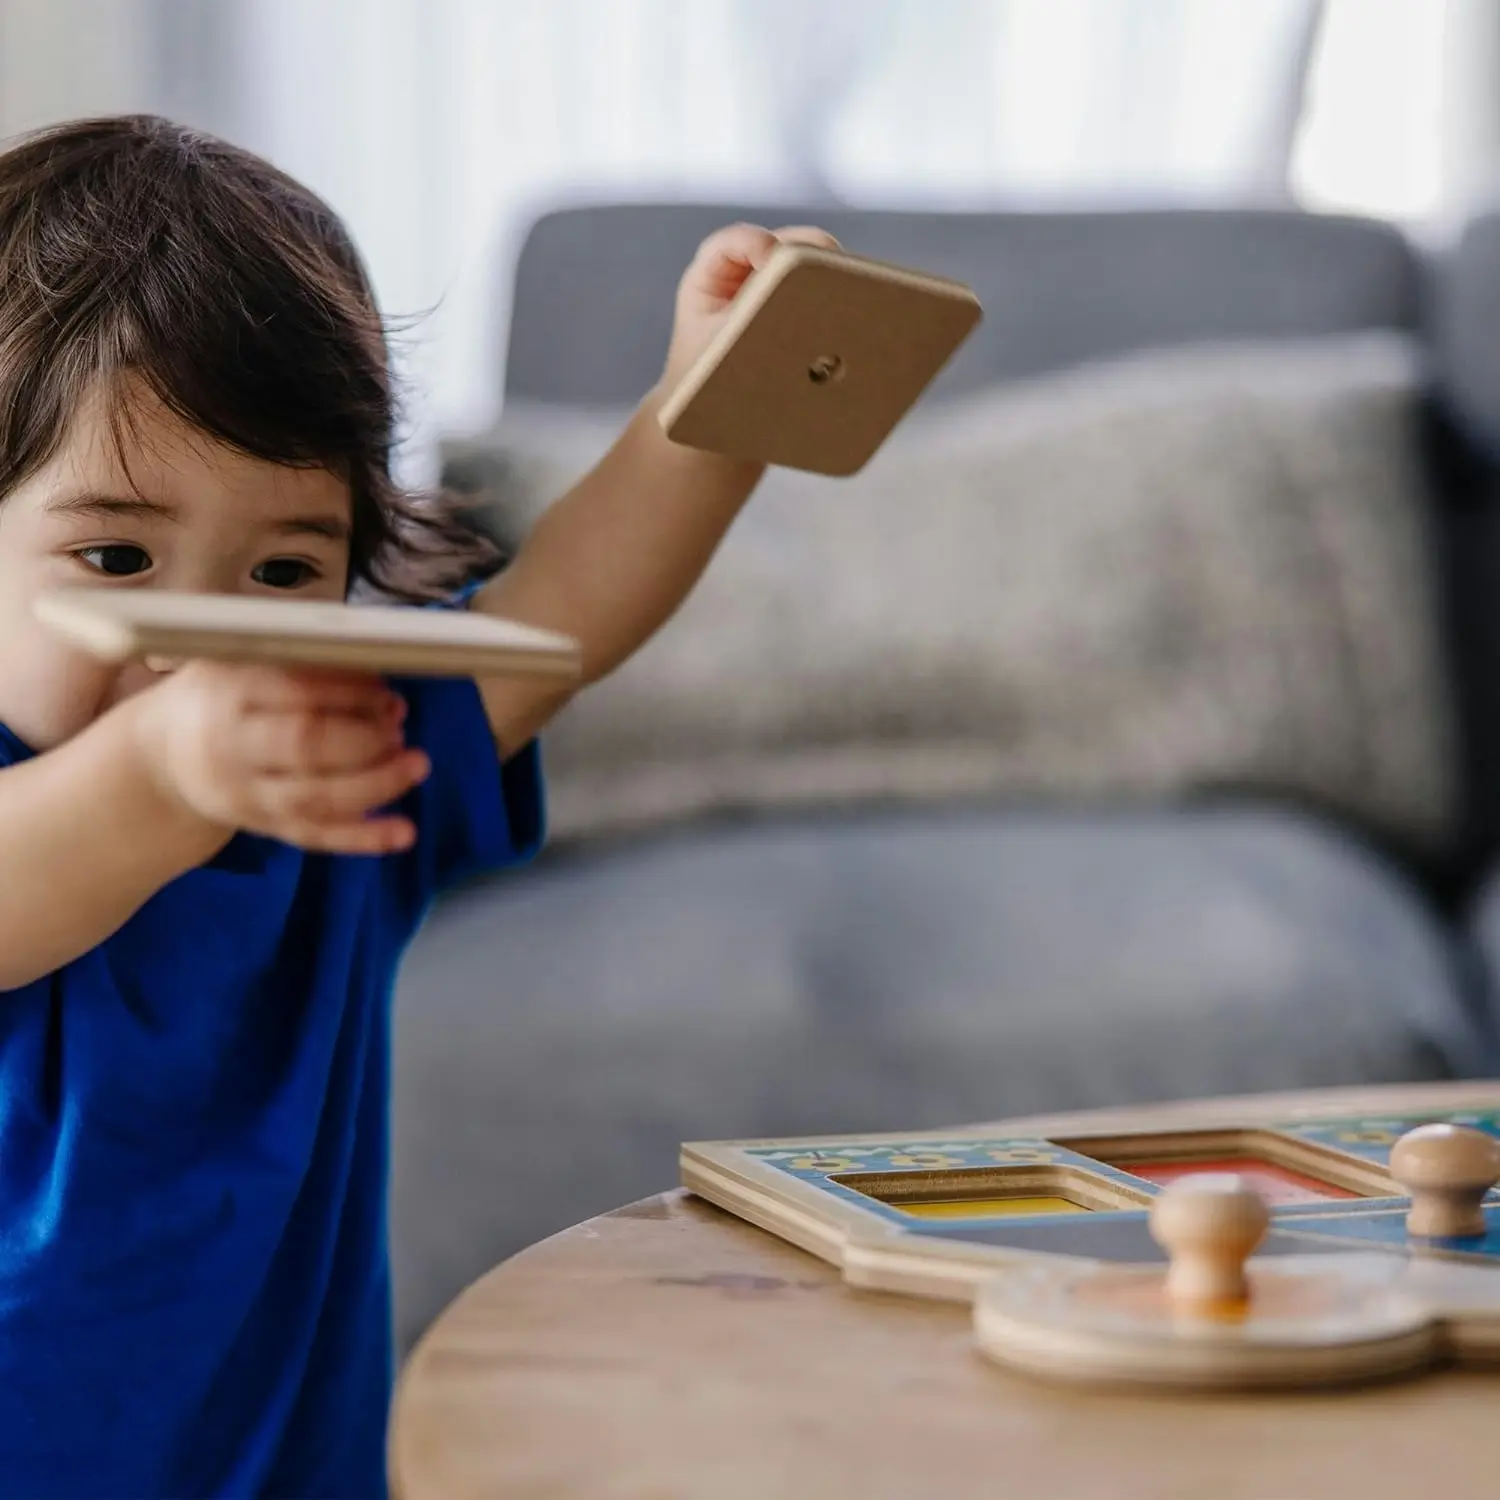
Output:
[143, 655, 184, 675]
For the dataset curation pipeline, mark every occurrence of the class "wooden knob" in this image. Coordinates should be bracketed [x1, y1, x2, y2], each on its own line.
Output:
[1389, 1123, 1500, 1238]
[1148, 1174, 1269, 1308]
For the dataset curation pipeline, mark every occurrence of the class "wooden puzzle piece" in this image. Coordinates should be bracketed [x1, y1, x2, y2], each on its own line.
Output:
[658, 242, 982, 477]
[1150, 1173, 1267, 1303]
[1389, 1123, 1500, 1237]
[1388, 1254, 1500, 1359]
[972, 1176, 1436, 1390]
[32, 588, 583, 681]
[973, 1252, 1435, 1391]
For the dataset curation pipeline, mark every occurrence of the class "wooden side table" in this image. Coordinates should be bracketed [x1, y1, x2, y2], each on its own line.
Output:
[392, 1081, 1500, 1500]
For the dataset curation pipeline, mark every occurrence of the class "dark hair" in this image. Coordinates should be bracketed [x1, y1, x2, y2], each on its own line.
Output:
[0, 114, 500, 601]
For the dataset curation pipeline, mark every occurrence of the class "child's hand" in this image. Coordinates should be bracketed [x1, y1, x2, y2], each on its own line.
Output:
[131, 662, 429, 855]
[661, 223, 840, 393]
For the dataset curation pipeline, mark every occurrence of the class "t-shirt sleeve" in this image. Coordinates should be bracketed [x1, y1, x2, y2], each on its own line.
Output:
[0, 724, 33, 769]
[391, 674, 546, 900]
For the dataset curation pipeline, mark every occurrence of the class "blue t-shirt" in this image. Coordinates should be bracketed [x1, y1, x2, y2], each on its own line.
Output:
[0, 676, 543, 1497]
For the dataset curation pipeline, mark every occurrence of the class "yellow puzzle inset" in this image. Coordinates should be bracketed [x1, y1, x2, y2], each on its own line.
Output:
[900, 1196, 1088, 1220]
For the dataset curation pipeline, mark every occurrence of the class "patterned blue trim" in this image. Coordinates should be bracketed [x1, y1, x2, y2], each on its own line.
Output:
[746, 1112, 1500, 1234]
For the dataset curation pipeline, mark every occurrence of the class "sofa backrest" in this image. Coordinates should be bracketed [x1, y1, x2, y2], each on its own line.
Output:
[505, 203, 1423, 407]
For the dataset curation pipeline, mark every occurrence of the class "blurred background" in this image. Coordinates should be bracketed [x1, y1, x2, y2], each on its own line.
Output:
[3, 0, 1496, 467]
[11, 1, 1500, 1348]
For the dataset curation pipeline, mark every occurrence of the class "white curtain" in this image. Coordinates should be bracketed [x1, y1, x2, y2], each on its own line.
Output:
[1293, 0, 1500, 228]
[9, 0, 1493, 470]
[179, 0, 1329, 473]
[822, 0, 1321, 203]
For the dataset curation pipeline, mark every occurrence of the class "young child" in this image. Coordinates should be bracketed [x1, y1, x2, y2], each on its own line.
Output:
[0, 114, 835, 1497]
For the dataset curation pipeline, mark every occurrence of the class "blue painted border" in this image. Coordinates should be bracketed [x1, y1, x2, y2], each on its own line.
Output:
[743, 1111, 1500, 1235]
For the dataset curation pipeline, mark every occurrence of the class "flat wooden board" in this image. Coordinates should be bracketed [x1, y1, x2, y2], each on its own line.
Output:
[659, 243, 982, 476]
[33, 588, 583, 681]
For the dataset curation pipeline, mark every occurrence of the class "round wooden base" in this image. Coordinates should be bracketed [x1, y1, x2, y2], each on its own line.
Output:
[973, 1259, 1440, 1392]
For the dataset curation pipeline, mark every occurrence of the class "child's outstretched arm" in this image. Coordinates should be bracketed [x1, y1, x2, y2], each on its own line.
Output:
[0, 700, 227, 989]
[0, 664, 429, 990]
[473, 223, 836, 755]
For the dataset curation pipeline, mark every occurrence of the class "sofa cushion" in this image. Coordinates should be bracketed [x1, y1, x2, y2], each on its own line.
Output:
[446, 333, 1458, 858]
[391, 804, 1480, 1350]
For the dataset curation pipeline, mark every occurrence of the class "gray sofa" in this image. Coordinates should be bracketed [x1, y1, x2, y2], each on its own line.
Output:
[390, 202, 1500, 1353]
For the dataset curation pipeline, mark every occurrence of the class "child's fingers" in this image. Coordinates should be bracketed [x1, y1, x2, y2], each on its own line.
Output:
[238, 665, 400, 718]
[681, 222, 778, 305]
[242, 704, 405, 774]
[769, 224, 841, 252]
[693, 221, 778, 271]
[681, 222, 841, 311]
[264, 749, 431, 832]
[289, 813, 418, 857]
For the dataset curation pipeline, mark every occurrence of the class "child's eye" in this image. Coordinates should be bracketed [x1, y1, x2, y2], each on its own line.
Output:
[76, 545, 152, 577]
[253, 558, 318, 590]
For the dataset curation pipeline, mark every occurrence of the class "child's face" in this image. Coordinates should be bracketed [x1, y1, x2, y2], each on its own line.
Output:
[0, 378, 353, 751]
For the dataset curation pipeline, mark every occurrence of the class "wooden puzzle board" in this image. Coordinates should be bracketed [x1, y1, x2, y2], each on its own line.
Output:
[33, 588, 583, 681]
[683, 1086, 1500, 1385]
[659, 242, 982, 476]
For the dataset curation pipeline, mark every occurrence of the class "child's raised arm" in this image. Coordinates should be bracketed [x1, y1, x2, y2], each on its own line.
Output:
[471, 384, 761, 755]
[471, 223, 835, 755]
